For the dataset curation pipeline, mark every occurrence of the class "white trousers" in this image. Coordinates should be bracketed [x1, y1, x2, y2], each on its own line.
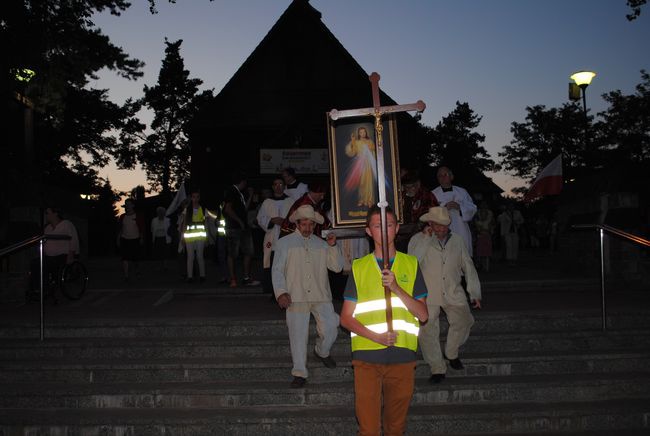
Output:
[286, 301, 339, 378]
[504, 232, 519, 261]
[419, 303, 474, 374]
[186, 239, 205, 278]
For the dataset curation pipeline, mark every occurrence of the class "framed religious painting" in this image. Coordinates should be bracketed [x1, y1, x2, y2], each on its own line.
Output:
[327, 114, 402, 228]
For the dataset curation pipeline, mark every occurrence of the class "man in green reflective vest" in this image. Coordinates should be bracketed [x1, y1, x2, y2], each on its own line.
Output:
[341, 205, 428, 436]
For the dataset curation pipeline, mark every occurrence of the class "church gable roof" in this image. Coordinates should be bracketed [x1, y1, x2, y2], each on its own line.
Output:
[199, 0, 398, 127]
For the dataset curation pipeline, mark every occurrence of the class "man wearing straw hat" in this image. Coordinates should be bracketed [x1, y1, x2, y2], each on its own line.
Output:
[272, 204, 344, 388]
[408, 206, 482, 384]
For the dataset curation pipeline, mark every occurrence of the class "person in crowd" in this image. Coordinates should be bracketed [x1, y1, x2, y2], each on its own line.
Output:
[247, 186, 266, 267]
[30, 206, 80, 301]
[340, 206, 428, 435]
[474, 201, 495, 272]
[272, 205, 344, 388]
[401, 171, 439, 224]
[178, 190, 212, 283]
[432, 166, 477, 256]
[213, 202, 229, 284]
[150, 206, 170, 271]
[174, 199, 189, 279]
[497, 203, 525, 266]
[549, 213, 559, 252]
[281, 167, 308, 201]
[223, 172, 259, 287]
[397, 170, 439, 251]
[280, 182, 331, 238]
[256, 177, 293, 295]
[408, 206, 481, 384]
[117, 198, 144, 281]
[531, 214, 550, 250]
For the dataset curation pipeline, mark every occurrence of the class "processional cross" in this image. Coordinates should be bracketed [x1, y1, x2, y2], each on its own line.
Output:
[328, 72, 425, 332]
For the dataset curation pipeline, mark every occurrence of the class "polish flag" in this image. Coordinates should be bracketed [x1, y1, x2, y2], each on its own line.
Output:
[523, 155, 563, 202]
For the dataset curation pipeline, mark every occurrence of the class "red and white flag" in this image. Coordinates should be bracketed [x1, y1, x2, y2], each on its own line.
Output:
[523, 155, 563, 202]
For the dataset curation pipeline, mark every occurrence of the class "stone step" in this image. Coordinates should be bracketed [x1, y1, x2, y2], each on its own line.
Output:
[2, 311, 650, 339]
[481, 278, 599, 292]
[1, 373, 649, 409]
[0, 399, 647, 435]
[1, 351, 647, 383]
[1, 329, 649, 360]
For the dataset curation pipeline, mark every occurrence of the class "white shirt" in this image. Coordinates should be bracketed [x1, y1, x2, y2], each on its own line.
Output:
[256, 195, 293, 268]
[151, 216, 171, 243]
[408, 231, 481, 307]
[431, 185, 477, 256]
[272, 230, 343, 302]
[44, 220, 80, 257]
[284, 181, 308, 202]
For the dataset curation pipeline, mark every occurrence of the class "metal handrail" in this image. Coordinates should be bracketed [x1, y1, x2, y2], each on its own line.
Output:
[0, 234, 46, 258]
[1, 234, 71, 341]
[572, 224, 649, 331]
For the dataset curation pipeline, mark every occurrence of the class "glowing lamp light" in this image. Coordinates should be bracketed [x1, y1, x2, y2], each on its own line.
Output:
[12, 68, 36, 83]
[570, 71, 596, 88]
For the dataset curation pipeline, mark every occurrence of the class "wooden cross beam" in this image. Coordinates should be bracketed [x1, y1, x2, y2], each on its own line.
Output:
[328, 72, 426, 333]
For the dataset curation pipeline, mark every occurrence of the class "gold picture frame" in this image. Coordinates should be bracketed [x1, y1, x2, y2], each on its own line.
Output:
[327, 114, 402, 227]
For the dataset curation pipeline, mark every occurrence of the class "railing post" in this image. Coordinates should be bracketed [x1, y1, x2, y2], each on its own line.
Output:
[599, 228, 607, 332]
[39, 238, 44, 341]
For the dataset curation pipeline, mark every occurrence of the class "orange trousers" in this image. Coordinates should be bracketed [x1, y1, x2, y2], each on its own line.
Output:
[352, 360, 416, 436]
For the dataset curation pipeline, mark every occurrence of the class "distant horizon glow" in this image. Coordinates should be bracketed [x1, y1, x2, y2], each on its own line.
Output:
[91, 0, 649, 200]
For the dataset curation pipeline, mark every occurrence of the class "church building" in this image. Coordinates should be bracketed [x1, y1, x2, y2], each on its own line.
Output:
[189, 0, 425, 205]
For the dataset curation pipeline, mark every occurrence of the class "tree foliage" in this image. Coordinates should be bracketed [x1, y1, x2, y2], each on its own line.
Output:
[138, 39, 214, 195]
[626, 0, 647, 21]
[596, 70, 650, 164]
[3, 0, 145, 183]
[498, 103, 600, 184]
[500, 72, 650, 189]
[424, 101, 497, 174]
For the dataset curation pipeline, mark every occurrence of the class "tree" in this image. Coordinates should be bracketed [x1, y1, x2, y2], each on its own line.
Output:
[3, 1, 145, 181]
[424, 102, 497, 173]
[596, 70, 650, 164]
[138, 39, 214, 195]
[87, 179, 119, 255]
[627, 0, 647, 21]
[498, 103, 601, 185]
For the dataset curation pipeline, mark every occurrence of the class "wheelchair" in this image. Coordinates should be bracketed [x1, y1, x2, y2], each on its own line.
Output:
[27, 259, 88, 302]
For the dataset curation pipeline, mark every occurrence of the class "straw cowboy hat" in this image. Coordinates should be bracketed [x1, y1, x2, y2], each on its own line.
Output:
[419, 206, 451, 226]
[289, 204, 324, 224]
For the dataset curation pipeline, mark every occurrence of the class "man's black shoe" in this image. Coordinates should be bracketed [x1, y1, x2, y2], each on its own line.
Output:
[314, 350, 336, 368]
[290, 376, 306, 388]
[429, 373, 445, 384]
[444, 354, 464, 370]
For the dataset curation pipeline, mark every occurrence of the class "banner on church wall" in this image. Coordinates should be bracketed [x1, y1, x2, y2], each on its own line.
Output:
[259, 148, 330, 174]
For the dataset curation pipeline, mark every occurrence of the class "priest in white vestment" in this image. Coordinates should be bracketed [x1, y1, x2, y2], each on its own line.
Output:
[431, 166, 477, 256]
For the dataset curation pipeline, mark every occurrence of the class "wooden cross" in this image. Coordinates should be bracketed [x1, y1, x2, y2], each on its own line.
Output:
[328, 72, 425, 332]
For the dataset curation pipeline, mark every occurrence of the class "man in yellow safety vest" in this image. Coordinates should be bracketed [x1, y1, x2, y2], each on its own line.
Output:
[340, 205, 428, 435]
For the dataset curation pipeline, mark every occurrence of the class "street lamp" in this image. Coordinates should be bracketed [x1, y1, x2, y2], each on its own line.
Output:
[569, 70, 597, 182]
[570, 71, 596, 116]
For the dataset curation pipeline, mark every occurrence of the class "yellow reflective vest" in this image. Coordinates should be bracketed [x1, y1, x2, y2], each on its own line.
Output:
[183, 208, 207, 242]
[350, 252, 421, 353]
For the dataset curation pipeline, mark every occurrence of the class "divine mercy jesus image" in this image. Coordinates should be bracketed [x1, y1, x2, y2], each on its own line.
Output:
[344, 126, 377, 208]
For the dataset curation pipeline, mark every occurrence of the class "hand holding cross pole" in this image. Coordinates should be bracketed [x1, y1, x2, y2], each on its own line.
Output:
[328, 72, 425, 333]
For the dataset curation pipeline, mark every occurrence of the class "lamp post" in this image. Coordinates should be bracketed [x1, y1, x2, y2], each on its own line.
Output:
[570, 70, 605, 330]
[570, 71, 596, 117]
[569, 70, 597, 167]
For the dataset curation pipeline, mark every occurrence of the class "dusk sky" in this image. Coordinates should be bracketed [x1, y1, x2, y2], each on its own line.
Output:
[92, 0, 649, 196]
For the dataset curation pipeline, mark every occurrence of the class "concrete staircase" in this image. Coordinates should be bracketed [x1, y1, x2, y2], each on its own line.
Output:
[1, 296, 650, 435]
